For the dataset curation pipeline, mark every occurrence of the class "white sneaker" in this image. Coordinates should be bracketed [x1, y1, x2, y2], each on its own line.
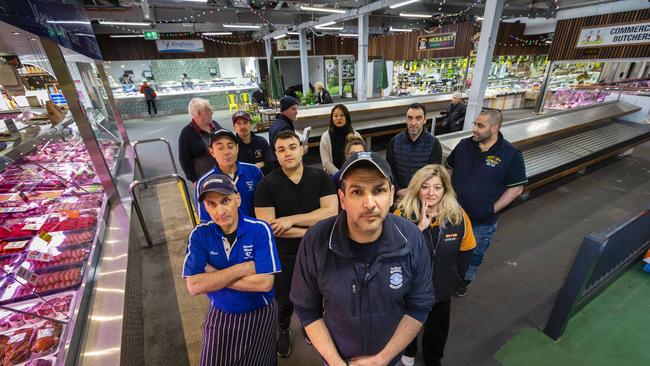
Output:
[401, 355, 415, 366]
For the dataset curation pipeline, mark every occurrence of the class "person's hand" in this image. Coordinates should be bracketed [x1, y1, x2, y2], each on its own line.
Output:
[418, 199, 433, 231]
[204, 264, 217, 273]
[271, 216, 294, 236]
[349, 355, 387, 366]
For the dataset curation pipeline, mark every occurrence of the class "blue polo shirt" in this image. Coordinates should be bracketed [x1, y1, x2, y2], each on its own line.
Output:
[182, 215, 281, 313]
[196, 161, 263, 222]
[445, 132, 527, 225]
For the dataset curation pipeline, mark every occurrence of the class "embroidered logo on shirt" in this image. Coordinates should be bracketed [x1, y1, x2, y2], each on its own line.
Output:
[246, 180, 255, 191]
[389, 266, 403, 290]
[243, 244, 254, 259]
[444, 233, 458, 242]
[255, 149, 263, 159]
[209, 251, 219, 255]
[485, 155, 501, 167]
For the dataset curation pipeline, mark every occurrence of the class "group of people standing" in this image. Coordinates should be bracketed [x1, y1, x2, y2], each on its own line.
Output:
[178, 94, 527, 366]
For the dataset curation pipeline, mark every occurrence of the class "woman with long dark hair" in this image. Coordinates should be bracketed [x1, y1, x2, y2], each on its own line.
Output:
[319, 104, 361, 175]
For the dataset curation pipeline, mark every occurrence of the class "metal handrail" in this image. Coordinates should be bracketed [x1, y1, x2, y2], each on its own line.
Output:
[129, 174, 197, 248]
[132, 138, 177, 179]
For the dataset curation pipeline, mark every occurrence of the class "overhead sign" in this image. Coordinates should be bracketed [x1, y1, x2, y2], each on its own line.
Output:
[144, 31, 160, 40]
[417, 32, 456, 51]
[156, 39, 205, 53]
[576, 22, 650, 48]
[277, 39, 312, 51]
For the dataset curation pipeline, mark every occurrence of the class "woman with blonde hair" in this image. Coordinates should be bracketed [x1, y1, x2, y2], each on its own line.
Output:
[395, 164, 476, 366]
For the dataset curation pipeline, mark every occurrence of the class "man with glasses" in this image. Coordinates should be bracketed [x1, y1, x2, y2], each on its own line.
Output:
[445, 109, 527, 297]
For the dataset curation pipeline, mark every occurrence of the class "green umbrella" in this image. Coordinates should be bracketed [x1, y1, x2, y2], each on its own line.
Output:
[269, 56, 284, 100]
[375, 58, 389, 91]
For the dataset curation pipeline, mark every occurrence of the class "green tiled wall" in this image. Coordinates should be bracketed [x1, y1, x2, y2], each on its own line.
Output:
[150, 58, 221, 83]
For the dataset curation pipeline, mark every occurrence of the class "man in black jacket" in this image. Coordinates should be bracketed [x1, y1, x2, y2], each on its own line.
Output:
[269, 96, 307, 157]
[290, 152, 434, 366]
[445, 92, 466, 132]
[178, 98, 223, 183]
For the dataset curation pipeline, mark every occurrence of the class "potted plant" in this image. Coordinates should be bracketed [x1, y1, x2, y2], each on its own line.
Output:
[343, 83, 353, 98]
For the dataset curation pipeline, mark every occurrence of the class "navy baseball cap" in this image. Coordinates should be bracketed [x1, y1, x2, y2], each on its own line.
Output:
[210, 129, 238, 145]
[231, 111, 252, 124]
[198, 174, 238, 202]
[339, 151, 393, 183]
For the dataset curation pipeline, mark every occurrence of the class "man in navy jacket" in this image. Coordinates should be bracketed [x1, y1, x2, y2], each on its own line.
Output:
[290, 152, 434, 366]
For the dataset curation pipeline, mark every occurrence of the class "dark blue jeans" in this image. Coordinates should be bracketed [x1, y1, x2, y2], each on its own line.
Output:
[464, 223, 498, 281]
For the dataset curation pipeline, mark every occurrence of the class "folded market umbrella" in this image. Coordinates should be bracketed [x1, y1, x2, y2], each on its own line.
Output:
[375, 58, 389, 92]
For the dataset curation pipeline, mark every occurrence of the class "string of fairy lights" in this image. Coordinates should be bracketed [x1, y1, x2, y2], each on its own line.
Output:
[102, 0, 556, 47]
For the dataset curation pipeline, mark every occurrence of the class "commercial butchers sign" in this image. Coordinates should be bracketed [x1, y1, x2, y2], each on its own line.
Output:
[417, 32, 456, 51]
[156, 39, 205, 53]
[576, 22, 650, 48]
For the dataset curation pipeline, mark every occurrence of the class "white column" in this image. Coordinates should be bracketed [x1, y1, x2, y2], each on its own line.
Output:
[299, 30, 310, 95]
[264, 39, 272, 77]
[357, 13, 369, 102]
[463, 0, 504, 131]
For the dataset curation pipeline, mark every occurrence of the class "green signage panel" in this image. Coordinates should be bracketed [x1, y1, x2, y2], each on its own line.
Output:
[144, 31, 160, 40]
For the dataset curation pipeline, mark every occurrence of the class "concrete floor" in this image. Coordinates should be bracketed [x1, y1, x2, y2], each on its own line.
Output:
[126, 109, 650, 366]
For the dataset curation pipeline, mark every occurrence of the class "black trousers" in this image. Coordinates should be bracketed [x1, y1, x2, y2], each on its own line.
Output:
[146, 99, 157, 115]
[275, 255, 295, 330]
[403, 299, 451, 366]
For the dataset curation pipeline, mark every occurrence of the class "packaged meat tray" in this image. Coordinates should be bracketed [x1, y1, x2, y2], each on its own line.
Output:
[39, 211, 97, 233]
[25, 247, 89, 272]
[0, 255, 23, 275]
[0, 293, 75, 331]
[30, 321, 62, 358]
[0, 328, 34, 365]
[27, 229, 95, 252]
[0, 240, 31, 257]
[0, 265, 84, 305]
[48, 195, 102, 213]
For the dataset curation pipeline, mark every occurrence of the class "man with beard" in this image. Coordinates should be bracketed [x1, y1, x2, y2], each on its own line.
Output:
[386, 103, 442, 199]
[444, 110, 527, 297]
[290, 152, 434, 366]
[232, 111, 274, 175]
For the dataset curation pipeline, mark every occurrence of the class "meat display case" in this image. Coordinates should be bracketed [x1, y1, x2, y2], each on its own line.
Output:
[0, 109, 122, 365]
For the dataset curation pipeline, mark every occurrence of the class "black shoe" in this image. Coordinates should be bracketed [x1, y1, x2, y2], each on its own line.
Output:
[301, 327, 312, 346]
[277, 328, 291, 358]
[454, 279, 472, 297]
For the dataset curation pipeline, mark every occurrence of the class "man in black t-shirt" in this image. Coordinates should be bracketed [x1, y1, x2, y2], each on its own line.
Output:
[232, 111, 274, 175]
[254, 130, 338, 358]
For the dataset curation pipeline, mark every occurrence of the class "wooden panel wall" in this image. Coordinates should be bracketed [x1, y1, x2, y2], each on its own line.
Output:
[494, 22, 549, 56]
[549, 8, 650, 61]
[272, 35, 358, 57]
[368, 21, 474, 60]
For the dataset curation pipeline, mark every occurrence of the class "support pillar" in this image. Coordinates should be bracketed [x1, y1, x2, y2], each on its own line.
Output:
[299, 30, 310, 95]
[357, 13, 369, 101]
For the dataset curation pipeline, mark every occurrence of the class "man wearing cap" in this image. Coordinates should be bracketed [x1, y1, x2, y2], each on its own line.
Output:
[184, 173, 281, 366]
[196, 129, 263, 223]
[232, 111, 274, 175]
[269, 96, 308, 157]
[255, 130, 338, 358]
[290, 152, 435, 366]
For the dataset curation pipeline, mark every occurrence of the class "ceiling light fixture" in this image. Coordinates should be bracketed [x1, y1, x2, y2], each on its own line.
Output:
[75, 33, 96, 37]
[202, 32, 233, 36]
[399, 12, 432, 18]
[338, 33, 359, 37]
[300, 5, 346, 14]
[46, 20, 91, 25]
[99, 21, 151, 26]
[12, 32, 20, 35]
[223, 24, 261, 29]
[109, 34, 145, 38]
[390, 0, 420, 9]
[316, 27, 344, 31]
[274, 34, 287, 39]
[390, 27, 413, 32]
[315, 21, 337, 29]
[287, 32, 300, 35]
[179, 0, 208, 2]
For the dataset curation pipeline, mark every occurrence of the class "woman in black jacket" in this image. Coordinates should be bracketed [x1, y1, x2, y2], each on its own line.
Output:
[395, 164, 476, 366]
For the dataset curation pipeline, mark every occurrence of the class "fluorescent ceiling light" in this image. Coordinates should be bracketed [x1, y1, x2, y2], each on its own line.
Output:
[300, 5, 346, 14]
[110, 34, 145, 38]
[476, 16, 484, 21]
[287, 32, 300, 35]
[274, 34, 287, 40]
[202, 32, 232, 36]
[223, 24, 261, 29]
[390, 0, 420, 9]
[46, 20, 91, 25]
[315, 21, 336, 29]
[316, 27, 344, 31]
[399, 12, 432, 18]
[338, 33, 358, 37]
[99, 21, 151, 26]
[390, 27, 413, 32]
[75, 33, 96, 37]
[179, 0, 208, 2]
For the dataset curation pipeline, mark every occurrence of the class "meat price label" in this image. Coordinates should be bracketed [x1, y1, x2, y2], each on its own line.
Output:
[27, 250, 52, 262]
[15, 266, 39, 286]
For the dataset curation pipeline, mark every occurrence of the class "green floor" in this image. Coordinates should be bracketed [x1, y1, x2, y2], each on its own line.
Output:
[496, 264, 650, 366]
